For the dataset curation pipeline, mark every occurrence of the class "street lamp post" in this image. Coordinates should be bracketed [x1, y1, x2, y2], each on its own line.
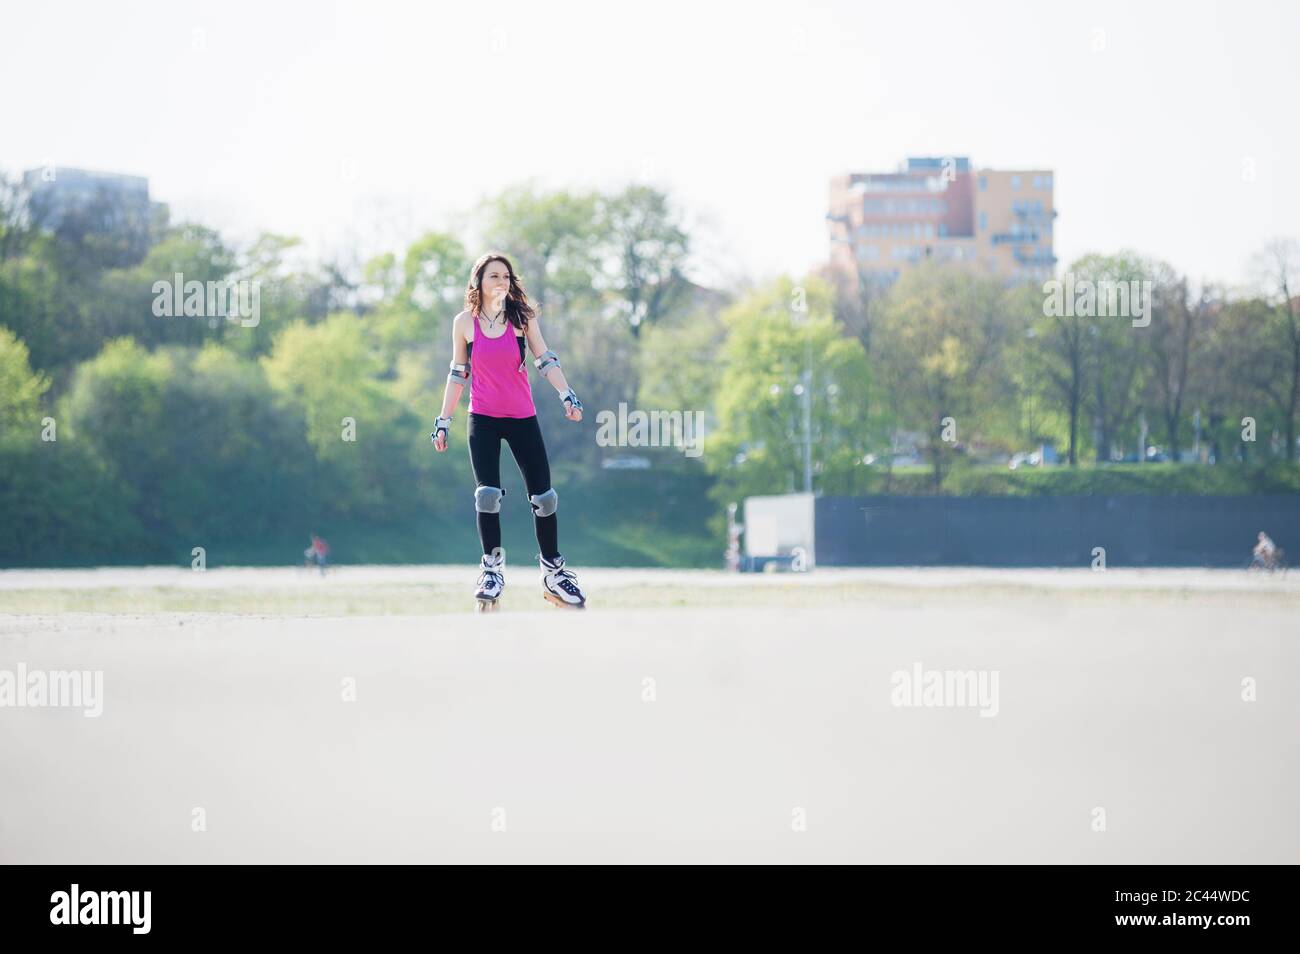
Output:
[793, 311, 813, 494]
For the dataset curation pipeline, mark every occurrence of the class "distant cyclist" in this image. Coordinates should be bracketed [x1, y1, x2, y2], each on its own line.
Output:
[305, 533, 330, 575]
[1249, 531, 1283, 571]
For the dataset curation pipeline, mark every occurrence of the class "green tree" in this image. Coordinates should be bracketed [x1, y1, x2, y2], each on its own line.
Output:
[1076, 252, 1150, 462]
[54, 339, 322, 555]
[362, 232, 469, 376]
[99, 223, 237, 351]
[1249, 238, 1300, 459]
[479, 183, 601, 316]
[0, 327, 50, 444]
[597, 185, 690, 338]
[637, 305, 725, 415]
[1142, 265, 1212, 460]
[58, 338, 173, 535]
[262, 313, 427, 518]
[0, 237, 98, 376]
[156, 343, 318, 540]
[874, 263, 1011, 488]
[706, 276, 874, 501]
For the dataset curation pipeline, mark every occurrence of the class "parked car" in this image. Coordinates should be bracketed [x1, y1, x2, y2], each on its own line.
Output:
[1009, 444, 1058, 469]
[601, 455, 651, 470]
[739, 553, 807, 573]
[1110, 447, 1170, 464]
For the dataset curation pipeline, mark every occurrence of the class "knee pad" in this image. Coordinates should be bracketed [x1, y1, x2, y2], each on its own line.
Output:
[475, 485, 505, 513]
[529, 487, 558, 517]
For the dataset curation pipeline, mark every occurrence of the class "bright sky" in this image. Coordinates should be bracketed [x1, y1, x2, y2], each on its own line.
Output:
[5, 0, 1296, 291]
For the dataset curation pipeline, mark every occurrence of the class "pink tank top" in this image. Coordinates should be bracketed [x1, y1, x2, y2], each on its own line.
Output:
[467, 311, 537, 418]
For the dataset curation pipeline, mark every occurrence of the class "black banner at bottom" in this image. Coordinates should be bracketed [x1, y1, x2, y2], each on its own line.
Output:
[0, 864, 1286, 941]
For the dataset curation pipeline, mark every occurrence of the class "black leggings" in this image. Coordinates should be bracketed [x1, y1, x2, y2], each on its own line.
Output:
[467, 413, 559, 561]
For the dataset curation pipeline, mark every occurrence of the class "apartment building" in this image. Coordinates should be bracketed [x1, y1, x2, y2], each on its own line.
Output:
[828, 156, 1056, 287]
[20, 167, 164, 266]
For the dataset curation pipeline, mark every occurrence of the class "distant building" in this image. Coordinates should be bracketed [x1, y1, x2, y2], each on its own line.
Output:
[828, 156, 1056, 288]
[20, 167, 165, 265]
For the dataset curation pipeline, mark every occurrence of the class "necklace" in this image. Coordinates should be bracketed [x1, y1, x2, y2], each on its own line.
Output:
[480, 304, 505, 329]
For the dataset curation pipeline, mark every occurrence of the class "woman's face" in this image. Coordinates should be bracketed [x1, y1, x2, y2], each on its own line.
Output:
[481, 260, 512, 306]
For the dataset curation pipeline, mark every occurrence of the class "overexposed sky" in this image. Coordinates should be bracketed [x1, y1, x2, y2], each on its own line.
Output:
[5, 0, 1296, 290]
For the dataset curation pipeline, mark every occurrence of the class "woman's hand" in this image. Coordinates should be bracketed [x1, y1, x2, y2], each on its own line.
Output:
[432, 416, 453, 451]
[560, 389, 583, 422]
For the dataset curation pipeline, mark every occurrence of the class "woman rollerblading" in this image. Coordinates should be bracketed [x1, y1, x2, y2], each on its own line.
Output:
[431, 252, 588, 610]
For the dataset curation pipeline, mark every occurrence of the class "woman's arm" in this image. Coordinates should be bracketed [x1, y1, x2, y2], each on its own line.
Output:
[524, 317, 574, 394]
[432, 313, 471, 451]
[525, 316, 582, 421]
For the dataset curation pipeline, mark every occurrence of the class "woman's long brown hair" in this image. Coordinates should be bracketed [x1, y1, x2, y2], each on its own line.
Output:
[464, 252, 537, 332]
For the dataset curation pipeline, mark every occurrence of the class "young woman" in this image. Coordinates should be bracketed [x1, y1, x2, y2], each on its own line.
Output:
[431, 252, 587, 610]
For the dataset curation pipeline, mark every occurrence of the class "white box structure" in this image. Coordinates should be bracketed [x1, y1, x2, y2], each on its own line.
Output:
[743, 492, 816, 569]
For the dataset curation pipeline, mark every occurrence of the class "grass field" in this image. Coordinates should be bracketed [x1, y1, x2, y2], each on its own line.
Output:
[1, 566, 1296, 863]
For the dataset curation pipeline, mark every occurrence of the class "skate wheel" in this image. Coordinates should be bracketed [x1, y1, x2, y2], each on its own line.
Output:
[542, 591, 586, 610]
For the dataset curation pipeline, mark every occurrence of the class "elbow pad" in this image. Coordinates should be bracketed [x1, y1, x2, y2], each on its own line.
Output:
[534, 350, 561, 378]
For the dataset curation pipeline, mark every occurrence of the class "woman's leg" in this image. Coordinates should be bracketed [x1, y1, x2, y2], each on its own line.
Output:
[503, 415, 560, 561]
[466, 414, 505, 556]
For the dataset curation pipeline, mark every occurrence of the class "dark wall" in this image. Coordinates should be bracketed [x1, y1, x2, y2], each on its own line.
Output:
[814, 496, 1300, 567]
